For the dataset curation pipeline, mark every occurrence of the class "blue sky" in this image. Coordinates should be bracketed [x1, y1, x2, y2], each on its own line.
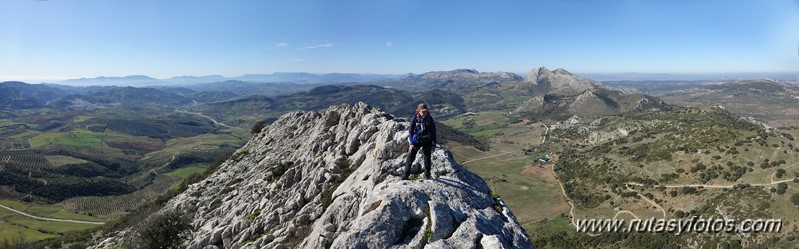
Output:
[1, 0, 798, 81]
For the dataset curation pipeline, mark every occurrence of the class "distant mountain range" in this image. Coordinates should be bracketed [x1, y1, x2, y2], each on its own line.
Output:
[188, 84, 467, 123]
[578, 72, 799, 81]
[7, 67, 790, 123]
[56, 73, 406, 87]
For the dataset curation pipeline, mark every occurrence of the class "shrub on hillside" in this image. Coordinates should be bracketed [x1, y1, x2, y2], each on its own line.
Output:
[130, 211, 192, 249]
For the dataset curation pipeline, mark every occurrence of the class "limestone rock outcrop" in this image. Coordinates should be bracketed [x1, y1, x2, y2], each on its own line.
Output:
[95, 102, 532, 249]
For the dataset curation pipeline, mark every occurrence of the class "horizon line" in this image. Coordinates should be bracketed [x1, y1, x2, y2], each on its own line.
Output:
[2, 69, 799, 84]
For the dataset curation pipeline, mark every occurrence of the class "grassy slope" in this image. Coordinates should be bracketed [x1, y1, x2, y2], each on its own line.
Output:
[167, 166, 206, 178]
[44, 156, 88, 167]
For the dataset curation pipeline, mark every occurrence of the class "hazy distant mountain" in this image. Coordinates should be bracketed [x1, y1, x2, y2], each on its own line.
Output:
[190, 84, 467, 126]
[0, 84, 45, 109]
[379, 69, 522, 92]
[703, 78, 795, 93]
[54, 87, 192, 108]
[57, 73, 404, 87]
[59, 75, 164, 87]
[44, 84, 124, 94]
[233, 72, 403, 84]
[0, 81, 74, 103]
[185, 91, 239, 103]
[183, 80, 315, 96]
[578, 72, 799, 81]
[659, 78, 799, 126]
[163, 75, 227, 85]
[151, 86, 197, 95]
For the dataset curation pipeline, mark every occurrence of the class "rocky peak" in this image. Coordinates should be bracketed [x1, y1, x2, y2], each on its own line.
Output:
[521, 66, 597, 95]
[95, 102, 532, 249]
[552, 68, 574, 76]
[523, 67, 551, 84]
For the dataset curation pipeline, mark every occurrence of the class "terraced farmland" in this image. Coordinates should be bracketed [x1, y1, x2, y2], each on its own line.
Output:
[58, 175, 179, 217]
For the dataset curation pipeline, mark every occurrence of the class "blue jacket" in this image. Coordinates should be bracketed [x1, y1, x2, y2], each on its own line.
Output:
[408, 115, 437, 145]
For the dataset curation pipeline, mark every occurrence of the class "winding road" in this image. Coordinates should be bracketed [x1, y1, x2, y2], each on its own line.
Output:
[174, 109, 240, 130]
[624, 184, 667, 218]
[550, 164, 605, 236]
[550, 161, 799, 233]
[626, 176, 798, 189]
[460, 151, 515, 165]
[539, 122, 550, 144]
[0, 204, 105, 225]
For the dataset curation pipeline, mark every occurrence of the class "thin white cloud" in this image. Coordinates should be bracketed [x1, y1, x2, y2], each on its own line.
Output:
[298, 43, 334, 50]
[276, 42, 290, 48]
[385, 41, 393, 47]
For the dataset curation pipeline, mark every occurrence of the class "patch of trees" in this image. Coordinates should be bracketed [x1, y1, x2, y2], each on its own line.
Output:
[38, 153, 231, 248]
[776, 169, 786, 178]
[128, 210, 192, 248]
[776, 183, 788, 195]
[620, 191, 638, 198]
[719, 240, 743, 249]
[251, 120, 266, 134]
[759, 159, 786, 169]
[680, 186, 698, 195]
[722, 165, 747, 182]
[690, 162, 707, 173]
[660, 173, 679, 182]
[52, 162, 117, 178]
[531, 231, 679, 249]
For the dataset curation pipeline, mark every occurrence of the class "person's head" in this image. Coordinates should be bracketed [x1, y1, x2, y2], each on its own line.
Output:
[416, 103, 429, 118]
[419, 108, 430, 118]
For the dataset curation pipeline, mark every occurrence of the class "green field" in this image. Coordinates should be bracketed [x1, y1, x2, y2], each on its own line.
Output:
[524, 216, 574, 239]
[142, 133, 243, 163]
[443, 112, 570, 235]
[29, 129, 102, 149]
[73, 115, 94, 123]
[0, 200, 105, 222]
[0, 199, 103, 243]
[0, 221, 56, 243]
[167, 166, 206, 177]
[443, 111, 510, 139]
[0, 200, 28, 210]
[44, 156, 88, 167]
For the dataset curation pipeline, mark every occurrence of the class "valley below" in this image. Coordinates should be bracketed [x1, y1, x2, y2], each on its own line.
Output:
[1, 68, 798, 248]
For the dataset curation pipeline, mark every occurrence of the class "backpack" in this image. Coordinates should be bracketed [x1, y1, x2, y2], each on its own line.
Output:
[412, 116, 433, 145]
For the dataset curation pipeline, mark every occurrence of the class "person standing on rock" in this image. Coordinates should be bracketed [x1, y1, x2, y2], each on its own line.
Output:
[403, 103, 438, 180]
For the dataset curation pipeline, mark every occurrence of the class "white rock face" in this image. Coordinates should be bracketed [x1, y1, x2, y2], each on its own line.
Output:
[95, 102, 532, 249]
[521, 67, 597, 95]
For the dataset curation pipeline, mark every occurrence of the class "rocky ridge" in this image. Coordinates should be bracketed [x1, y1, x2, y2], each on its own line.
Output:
[95, 102, 532, 249]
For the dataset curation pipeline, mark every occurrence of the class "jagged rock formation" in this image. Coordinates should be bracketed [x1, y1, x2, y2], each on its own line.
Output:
[519, 67, 597, 96]
[514, 67, 672, 119]
[95, 103, 532, 249]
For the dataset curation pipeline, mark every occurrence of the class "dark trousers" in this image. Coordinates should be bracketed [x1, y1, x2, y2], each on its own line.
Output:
[402, 144, 433, 179]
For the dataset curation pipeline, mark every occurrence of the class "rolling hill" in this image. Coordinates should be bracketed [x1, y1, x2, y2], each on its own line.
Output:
[54, 87, 193, 108]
